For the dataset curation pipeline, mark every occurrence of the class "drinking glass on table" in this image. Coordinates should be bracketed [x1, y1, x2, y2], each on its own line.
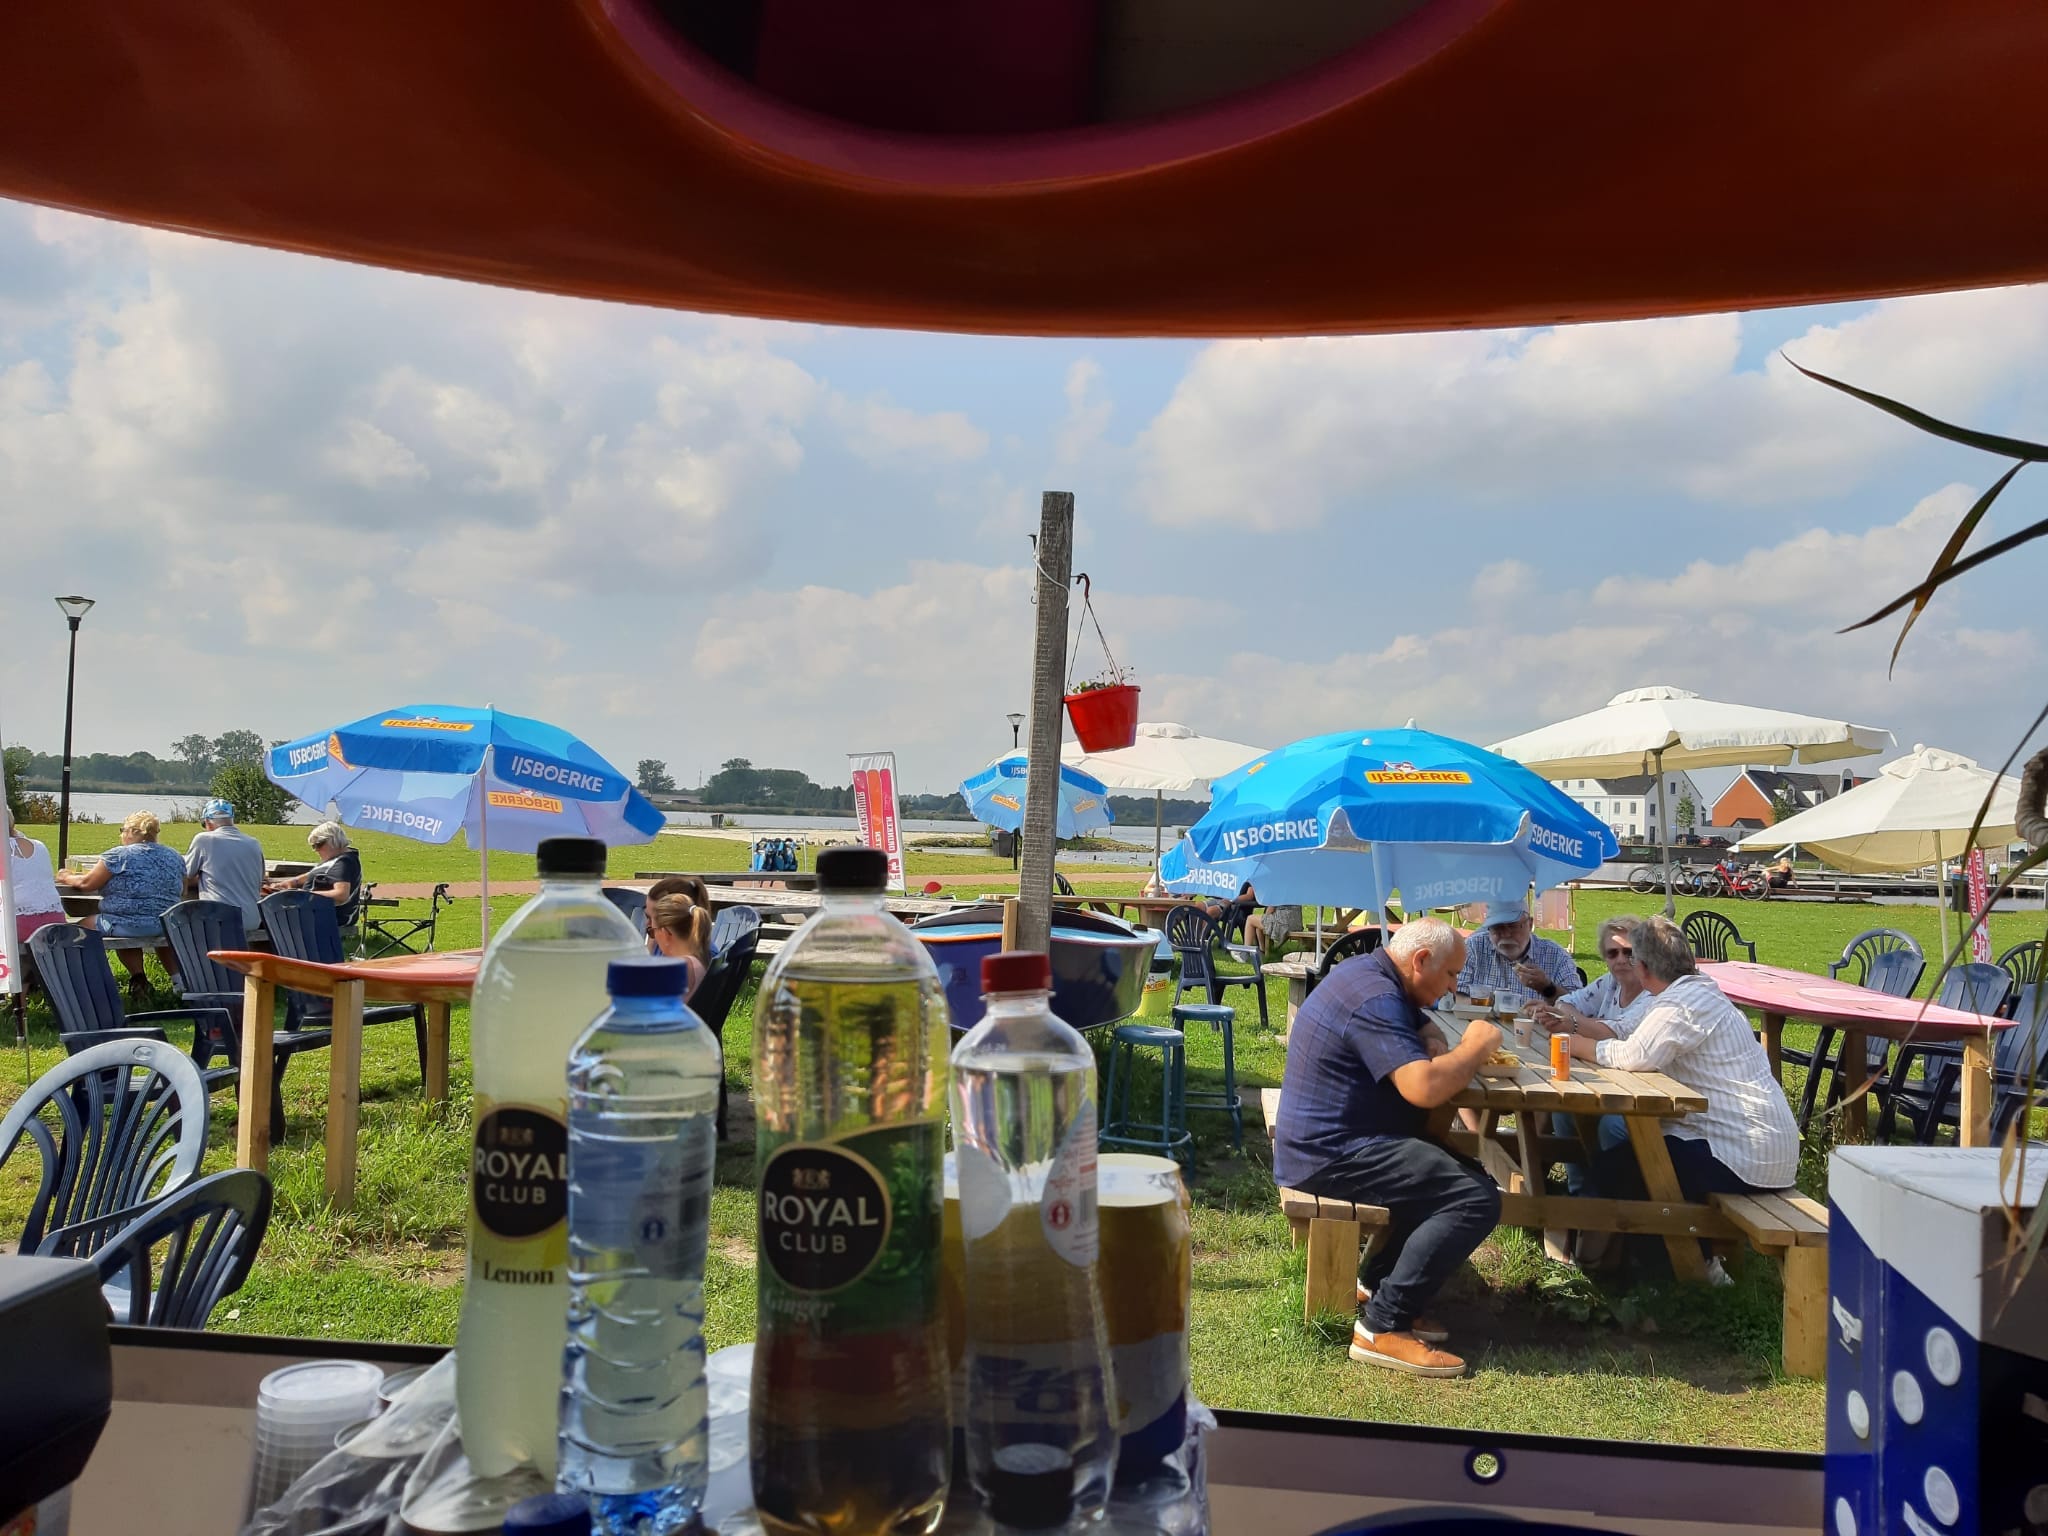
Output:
[1492, 987, 1526, 1044]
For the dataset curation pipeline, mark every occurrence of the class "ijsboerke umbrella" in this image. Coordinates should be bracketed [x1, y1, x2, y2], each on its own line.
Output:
[266, 704, 665, 941]
[960, 754, 1114, 840]
[1159, 727, 1615, 911]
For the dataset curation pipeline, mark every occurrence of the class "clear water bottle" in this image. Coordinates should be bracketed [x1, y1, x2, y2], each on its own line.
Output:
[951, 950, 1117, 1529]
[751, 845, 952, 1536]
[560, 955, 722, 1536]
[459, 836, 645, 1481]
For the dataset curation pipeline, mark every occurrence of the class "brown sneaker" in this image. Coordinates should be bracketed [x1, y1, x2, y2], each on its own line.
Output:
[1349, 1325, 1468, 1378]
[1357, 1285, 1449, 1344]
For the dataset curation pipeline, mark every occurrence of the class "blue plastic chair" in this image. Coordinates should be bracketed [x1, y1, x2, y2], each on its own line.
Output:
[261, 891, 429, 1079]
[1175, 1002, 1242, 1149]
[29, 922, 238, 1093]
[92, 1167, 273, 1329]
[1884, 970, 2033, 1144]
[160, 899, 333, 1142]
[1164, 904, 1267, 1029]
[603, 885, 649, 938]
[0, 1037, 210, 1261]
[711, 905, 761, 958]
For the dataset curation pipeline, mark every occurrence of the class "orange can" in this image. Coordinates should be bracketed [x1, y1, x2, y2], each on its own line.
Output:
[1550, 1031, 1571, 1081]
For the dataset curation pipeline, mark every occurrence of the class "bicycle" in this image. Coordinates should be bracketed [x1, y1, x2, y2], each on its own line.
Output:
[1696, 861, 1770, 901]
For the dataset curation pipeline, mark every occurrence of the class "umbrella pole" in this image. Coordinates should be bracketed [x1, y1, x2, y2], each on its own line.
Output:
[1155, 790, 1163, 867]
[1655, 748, 1676, 919]
[479, 745, 492, 948]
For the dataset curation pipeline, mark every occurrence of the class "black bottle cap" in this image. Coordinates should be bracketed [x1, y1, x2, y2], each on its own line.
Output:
[535, 836, 607, 877]
[984, 1443, 1076, 1530]
[817, 845, 888, 892]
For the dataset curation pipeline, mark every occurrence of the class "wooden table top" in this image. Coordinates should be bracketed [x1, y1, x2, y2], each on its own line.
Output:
[703, 885, 961, 918]
[1700, 960, 2008, 1041]
[1431, 1009, 1707, 1116]
[210, 947, 482, 1004]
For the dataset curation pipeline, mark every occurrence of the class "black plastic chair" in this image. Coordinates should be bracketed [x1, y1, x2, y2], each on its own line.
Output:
[1891, 981, 2047, 1145]
[603, 885, 649, 938]
[1054, 871, 1076, 897]
[1995, 940, 2043, 1010]
[711, 905, 761, 958]
[261, 891, 428, 1079]
[1679, 909, 1757, 963]
[361, 882, 453, 958]
[29, 922, 238, 1091]
[1163, 905, 1267, 1029]
[1874, 963, 2015, 1142]
[0, 1037, 210, 1261]
[1305, 926, 1383, 998]
[1787, 930, 1926, 1133]
[93, 1167, 273, 1329]
[692, 922, 760, 1142]
[161, 899, 334, 1142]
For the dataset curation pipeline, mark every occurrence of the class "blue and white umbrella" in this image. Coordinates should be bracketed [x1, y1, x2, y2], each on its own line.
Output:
[265, 704, 666, 940]
[1159, 727, 1616, 911]
[959, 754, 1115, 840]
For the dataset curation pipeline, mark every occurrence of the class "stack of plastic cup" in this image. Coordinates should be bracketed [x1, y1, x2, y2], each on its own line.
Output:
[247, 1360, 387, 1515]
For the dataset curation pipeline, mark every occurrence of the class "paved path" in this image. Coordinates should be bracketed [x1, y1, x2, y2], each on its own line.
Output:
[372, 868, 1151, 901]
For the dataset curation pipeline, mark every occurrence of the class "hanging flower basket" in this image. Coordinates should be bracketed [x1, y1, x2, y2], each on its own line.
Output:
[1065, 681, 1140, 751]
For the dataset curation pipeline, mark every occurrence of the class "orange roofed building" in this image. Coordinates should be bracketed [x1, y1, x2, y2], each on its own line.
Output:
[1710, 769, 1867, 835]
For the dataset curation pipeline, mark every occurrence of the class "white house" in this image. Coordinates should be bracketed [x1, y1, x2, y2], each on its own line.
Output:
[1552, 770, 1712, 846]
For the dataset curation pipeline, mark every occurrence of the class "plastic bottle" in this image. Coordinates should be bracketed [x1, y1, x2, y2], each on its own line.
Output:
[950, 950, 1117, 1529]
[751, 846, 952, 1536]
[560, 955, 721, 1536]
[457, 836, 643, 1481]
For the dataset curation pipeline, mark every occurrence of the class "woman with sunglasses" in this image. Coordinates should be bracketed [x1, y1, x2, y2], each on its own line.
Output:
[1533, 916, 1651, 1217]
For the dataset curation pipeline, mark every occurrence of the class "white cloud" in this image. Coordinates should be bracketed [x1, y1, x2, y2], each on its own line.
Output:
[1471, 559, 1534, 600]
[322, 418, 429, 489]
[832, 393, 988, 465]
[1136, 286, 2048, 529]
[1055, 358, 1112, 465]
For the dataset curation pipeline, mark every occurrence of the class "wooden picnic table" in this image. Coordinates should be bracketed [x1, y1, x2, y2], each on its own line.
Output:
[1699, 960, 2010, 1146]
[635, 868, 819, 891]
[210, 947, 478, 1209]
[1051, 892, 1185, 924]
[702, 885, 961, 921]
[1429, 1007, 1731, 1285]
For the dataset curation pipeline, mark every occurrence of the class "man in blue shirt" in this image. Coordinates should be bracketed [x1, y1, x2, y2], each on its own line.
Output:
[1275, 917, 1502, 1377]
[1457, 896, 1580, 1002]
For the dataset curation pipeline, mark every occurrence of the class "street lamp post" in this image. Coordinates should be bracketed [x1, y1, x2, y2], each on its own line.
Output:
[1005, 712, 1025, 868]
[53, 596, 94, 865]
[1007, 712, 1024, 750]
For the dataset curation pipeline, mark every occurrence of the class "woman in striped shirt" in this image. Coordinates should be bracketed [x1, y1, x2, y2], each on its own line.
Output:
[1567, 915, 1802, 1273]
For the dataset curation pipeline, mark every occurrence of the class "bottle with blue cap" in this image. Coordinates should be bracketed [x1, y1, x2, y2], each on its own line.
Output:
[559, 953, 723, 1536]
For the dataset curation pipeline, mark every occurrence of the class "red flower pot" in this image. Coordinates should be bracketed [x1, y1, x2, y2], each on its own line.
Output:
[1064, 683, 1139, 751]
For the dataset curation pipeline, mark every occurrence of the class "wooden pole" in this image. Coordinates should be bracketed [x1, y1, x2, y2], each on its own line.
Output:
[1016, 493, 1074, 954]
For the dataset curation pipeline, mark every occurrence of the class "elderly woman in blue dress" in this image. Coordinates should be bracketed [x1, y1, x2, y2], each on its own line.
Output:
[52, 811, 188, 991]
[1531, 915, 1651, 1203]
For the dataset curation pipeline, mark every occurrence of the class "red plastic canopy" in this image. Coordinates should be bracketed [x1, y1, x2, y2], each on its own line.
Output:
[2, 0, 2046, 335]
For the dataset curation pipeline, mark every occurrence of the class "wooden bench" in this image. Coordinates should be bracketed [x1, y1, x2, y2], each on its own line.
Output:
[1709, 1191, 1830, 1380]
[1262, 1089, 1391, 1322]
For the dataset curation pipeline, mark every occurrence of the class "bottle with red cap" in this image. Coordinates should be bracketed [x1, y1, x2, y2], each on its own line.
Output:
[950, 949, 1117, 1529]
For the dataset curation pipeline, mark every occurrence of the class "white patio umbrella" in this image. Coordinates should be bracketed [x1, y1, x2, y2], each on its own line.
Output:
[1489, 685, 1893, 915]
[1736, 744, 2020, 953]
[1062, 721, 1267, 862]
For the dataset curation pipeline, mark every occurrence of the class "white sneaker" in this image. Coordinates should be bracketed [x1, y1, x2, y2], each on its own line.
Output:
[1706, 1256, 1732, 1288]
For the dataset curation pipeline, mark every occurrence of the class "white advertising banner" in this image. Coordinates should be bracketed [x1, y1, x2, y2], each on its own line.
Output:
[848, 751, 907, 893]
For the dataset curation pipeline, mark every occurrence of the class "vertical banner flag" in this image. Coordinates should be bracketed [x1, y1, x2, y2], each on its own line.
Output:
[0, 691, 21, 999]
[848, 752, 906, 892]
[1965, 846, 1993, 964]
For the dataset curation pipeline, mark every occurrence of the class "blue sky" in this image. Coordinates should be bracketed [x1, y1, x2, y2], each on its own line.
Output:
[3, 197, 2045, 798]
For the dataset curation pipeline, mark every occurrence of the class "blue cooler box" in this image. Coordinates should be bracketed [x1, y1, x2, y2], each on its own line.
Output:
[1826, 1147, 2048, 1536]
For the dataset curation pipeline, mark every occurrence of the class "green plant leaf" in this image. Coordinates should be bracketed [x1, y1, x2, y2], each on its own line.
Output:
[1841, 513, 2048, 635]
[1882, 461, 2027, 674]
[1786, 357, 2048, 461]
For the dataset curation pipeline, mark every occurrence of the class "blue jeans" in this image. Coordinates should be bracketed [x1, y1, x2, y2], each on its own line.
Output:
[1297, 1137, 1501, 1334]
[1551, 1112, 1630, 1196]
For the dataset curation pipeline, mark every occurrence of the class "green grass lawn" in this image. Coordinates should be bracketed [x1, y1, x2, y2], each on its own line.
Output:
[6, 839, 2040, 1453]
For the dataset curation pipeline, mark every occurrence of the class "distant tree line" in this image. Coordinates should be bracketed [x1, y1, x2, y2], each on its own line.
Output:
[5, 729, 298, 824]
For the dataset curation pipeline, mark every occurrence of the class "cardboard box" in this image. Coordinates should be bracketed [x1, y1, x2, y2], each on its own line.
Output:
[1827, 1147, 2048, 1535]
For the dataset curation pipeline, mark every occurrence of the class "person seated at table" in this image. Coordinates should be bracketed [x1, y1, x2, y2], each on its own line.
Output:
[53, 811, 186, 989]
[6, 821, 67, 950]
[1273, 916, 1502, 1379]
[183, 798, 267, 932]
[1767, 856, 1795, 890]
[646, 890, 711, 998]
[1203, 880, 1258, 941]
[1566, 915, 1800, 1276]
[1244, 900, 1304, 958]
[1457, 897, 1579, 1002]
[647, 874, 712, 912]
[264, 821, 365, 929]
[1532, 916, 1651, 1200]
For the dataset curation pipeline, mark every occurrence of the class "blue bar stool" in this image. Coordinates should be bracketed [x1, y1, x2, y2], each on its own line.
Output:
[1174, 1001, 1242, 1150]
[1100, 1023, 1193, 1163]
